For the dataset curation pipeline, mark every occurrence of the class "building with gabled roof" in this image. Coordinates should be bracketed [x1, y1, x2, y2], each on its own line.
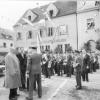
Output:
[13, 1, 100, 52]
[0, 28, 14, 53]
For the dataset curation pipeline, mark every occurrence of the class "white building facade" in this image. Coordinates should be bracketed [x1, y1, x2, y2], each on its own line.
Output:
[0, 28, 14, 53]
[13, 1, 100, 52]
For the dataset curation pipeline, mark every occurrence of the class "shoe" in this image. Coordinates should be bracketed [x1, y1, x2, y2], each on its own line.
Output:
[19, 87, 23, 91]
[75, 85, 78, 88]
[26, 97, 33, 100]
[9, 97, 17, 100]
[76, 86, 82, 90]
[38, 95, 42, 98]
[15, 94, 20, 97]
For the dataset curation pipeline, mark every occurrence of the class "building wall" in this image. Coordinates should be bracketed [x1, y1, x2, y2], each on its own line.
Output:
[0, 39, 14, 52]
[77, 9, 100, 49]
[14, 24, 38, 48]
[40, 14, 77, 51]
[14, 1, 100, 52]
[14, 14, 77, 52]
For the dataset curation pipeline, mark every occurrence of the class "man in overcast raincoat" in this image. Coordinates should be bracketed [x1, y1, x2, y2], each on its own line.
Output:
[5, 47, 21, 100]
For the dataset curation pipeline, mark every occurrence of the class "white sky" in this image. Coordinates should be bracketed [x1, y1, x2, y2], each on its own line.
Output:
[0, 0, 55, 31]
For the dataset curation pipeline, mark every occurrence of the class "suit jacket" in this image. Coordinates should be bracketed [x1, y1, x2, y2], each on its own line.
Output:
[67, 55, 73, 65]
[27, 53, 42, 75]
[17, 53, 27, 71]
[75, 56, 83, 72]
[82, 54, 90, 71]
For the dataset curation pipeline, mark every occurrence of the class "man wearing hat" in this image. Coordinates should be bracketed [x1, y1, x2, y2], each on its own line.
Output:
[74, 50, 83, 90]
[26, 47, 42, 100]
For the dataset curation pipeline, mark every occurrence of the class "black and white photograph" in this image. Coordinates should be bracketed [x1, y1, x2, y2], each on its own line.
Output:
[0, 0, 100, 100]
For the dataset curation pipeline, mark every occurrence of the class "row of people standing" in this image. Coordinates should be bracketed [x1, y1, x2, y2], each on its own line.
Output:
[41, 50, 99, 90]
[5, 47, 100, 100]
[41, 52, 75, 78]
[74, 50, 99, 90]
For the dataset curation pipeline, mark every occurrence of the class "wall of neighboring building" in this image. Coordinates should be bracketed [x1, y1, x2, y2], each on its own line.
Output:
[0, 39, 14, 52]
[77, 9, 100, 49]
[14, 24, 38, 48]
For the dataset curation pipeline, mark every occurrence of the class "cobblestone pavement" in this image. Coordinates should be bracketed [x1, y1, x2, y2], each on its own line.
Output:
[52, 70, 100, 100]
[0, 70, 100, 100]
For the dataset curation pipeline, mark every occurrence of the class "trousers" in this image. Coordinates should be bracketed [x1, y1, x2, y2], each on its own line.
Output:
[28, 74, 42, 99]
[9, 88, 17, 99]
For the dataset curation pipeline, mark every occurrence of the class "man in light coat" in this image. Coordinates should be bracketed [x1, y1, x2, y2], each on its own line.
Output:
[5, 48, 21, 100]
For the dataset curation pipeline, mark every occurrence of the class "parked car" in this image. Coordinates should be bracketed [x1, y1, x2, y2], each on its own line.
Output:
[0, 53, 6, 76]
[0, 65, 5, 76]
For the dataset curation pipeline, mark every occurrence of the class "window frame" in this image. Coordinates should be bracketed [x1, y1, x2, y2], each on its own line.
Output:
[17, 32, 22, 40]
[3, 42, 6, 48]
[87, 18, 95, 30]
[28, 31, 32, 39]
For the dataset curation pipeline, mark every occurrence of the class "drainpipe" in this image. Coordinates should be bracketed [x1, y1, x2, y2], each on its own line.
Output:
[76, 12, 79, 50]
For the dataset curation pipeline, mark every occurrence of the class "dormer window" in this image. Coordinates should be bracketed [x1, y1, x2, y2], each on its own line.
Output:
[28, 31, 32, 39]
[3, 43, 6, 48]
[28, 15, 32, 21]
[47, 3, 58, 17]
[49, 10, 53, 17]
[17, 32, 22, 40]
[95, 1, 100, 6]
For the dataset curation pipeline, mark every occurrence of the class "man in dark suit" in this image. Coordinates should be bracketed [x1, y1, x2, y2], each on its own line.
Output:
[82, 51, 90, 82]
[26, 47, 42, 100]
[66, 52, 73, 77]
[16, 48, 27, 89]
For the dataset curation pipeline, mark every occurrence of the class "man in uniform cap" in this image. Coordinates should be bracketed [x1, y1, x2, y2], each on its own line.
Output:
[74, 50, 83, 90]
[26, 47, 42, 100]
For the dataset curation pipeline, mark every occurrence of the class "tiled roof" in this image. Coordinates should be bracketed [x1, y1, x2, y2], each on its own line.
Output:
[53, 1, 77, 18]
[0, 28, 13, 40]
[15, 1, 77, 25]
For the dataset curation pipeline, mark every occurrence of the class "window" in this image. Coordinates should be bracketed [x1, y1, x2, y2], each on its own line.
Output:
[87, 18, 95, 30]
[28, 31, 32, 39]
[59, 25, 68, 35]
[47, 45, 50, 51]
[65, 44, 69, 52]
[17, 32, 22, 40]
[48, 27, 53, 36]
[10, 43, 13, 47]
[3, 43, 6, 48]
[40, 29, 43, 37]
[42, 46, 44, 51]
[28, 15, 31, 21]
[95, 1, 100, 6]
[49, 10, 53, 17]
[40, 46, 44, 51]
[65, 44, 72, 53]
[45, 45, 50, 51]
[58, 44, 63, 53]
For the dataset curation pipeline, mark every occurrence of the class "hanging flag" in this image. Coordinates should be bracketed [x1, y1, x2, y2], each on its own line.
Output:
[37, 32, 41, 54]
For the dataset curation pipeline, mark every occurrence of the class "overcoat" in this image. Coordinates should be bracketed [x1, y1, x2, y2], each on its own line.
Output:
[5, 53, 21, 89]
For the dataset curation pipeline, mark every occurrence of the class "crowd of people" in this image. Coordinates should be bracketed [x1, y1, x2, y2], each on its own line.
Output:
[4, 47, 100, 100]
